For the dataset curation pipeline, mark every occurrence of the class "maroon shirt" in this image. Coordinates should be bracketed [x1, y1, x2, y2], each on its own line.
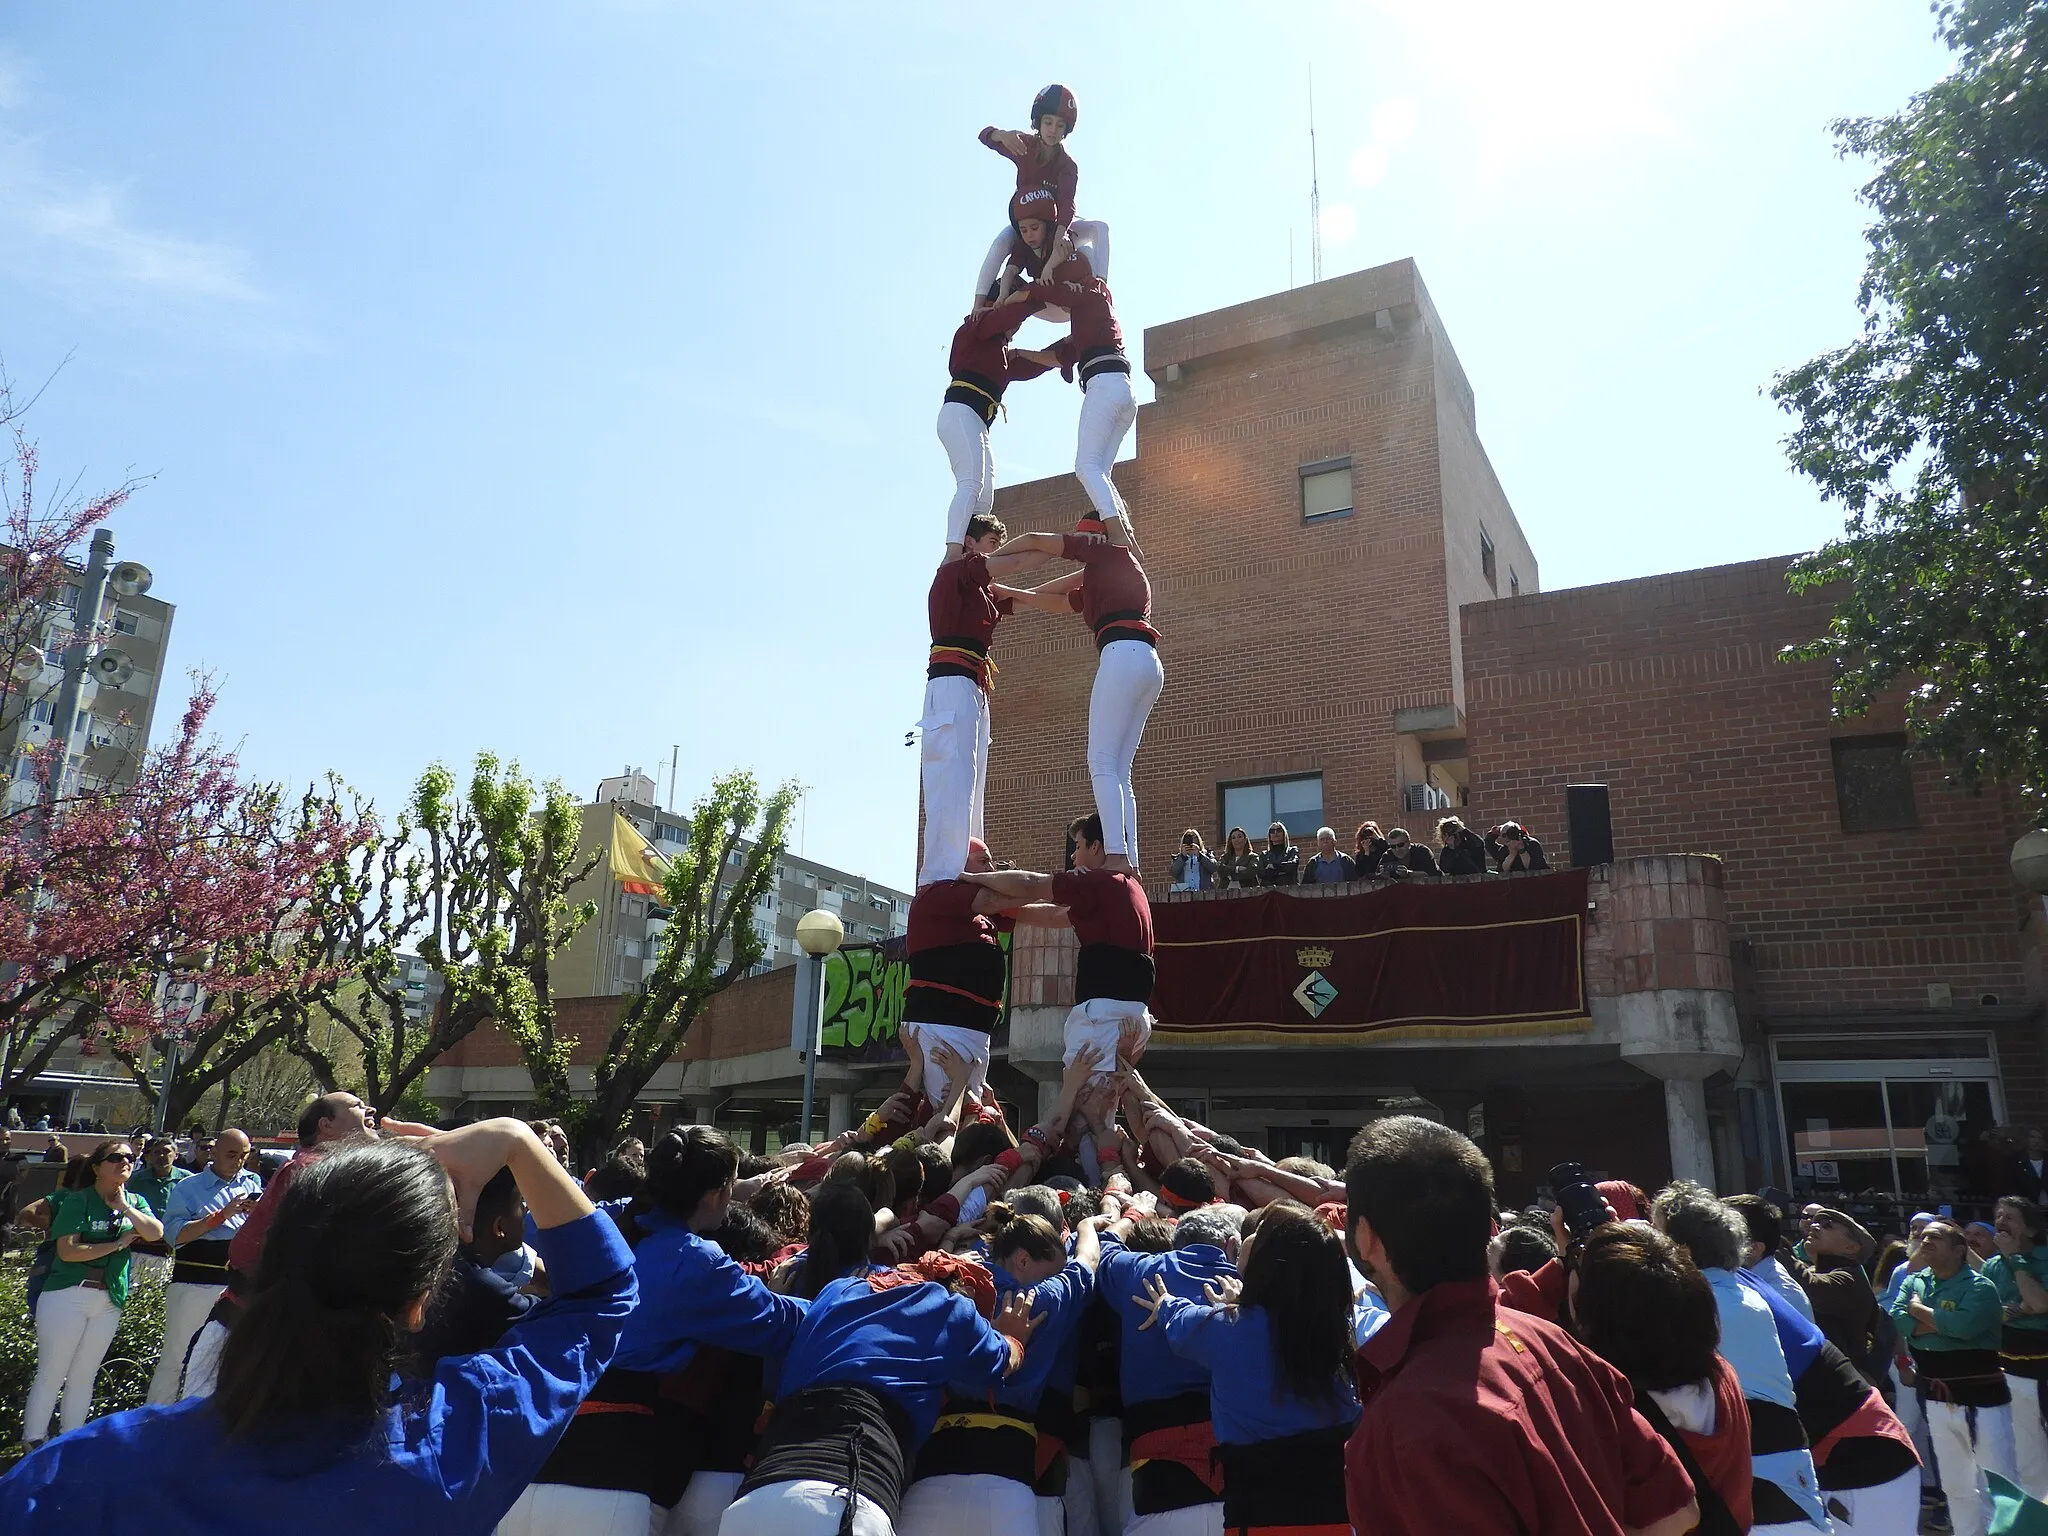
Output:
[927, 553, 1013, 690]
[1346, 1278, 1694, 1536]
[1052, 867, 1155, 1004]
[1059, 533, 1156, 648]
[979, 127, 1078, 232]
[946, 304, 1054, 422]
[907, 880, 1012, 954]
[1033, 271, 1123, 361]
[906, 881, 1013, 1031]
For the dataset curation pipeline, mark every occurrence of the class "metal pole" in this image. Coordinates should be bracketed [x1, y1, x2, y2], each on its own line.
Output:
[46, 528, 114, 808]
[798, 951, 822, 1143]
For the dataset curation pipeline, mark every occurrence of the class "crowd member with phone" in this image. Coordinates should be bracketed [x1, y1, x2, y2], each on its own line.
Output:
[148, 1128, 264, 1404]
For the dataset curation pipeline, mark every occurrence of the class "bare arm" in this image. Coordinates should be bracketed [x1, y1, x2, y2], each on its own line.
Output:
[989, 531, 1067, 562]
[1627, 1502, 1701, 1536]
[961, 869, 1055, 904]
[1004, 902, 1072, 928]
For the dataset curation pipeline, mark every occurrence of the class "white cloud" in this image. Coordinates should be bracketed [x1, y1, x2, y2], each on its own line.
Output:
[0, 50, 269, 312]
[1318, 200, 1358, 247]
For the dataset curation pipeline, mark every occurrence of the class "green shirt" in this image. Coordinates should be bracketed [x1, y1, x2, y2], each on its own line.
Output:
[1984, 1245, 2048, 1332]
[45, 1187, 141, 1307]
[1891, 1264, 2003, 1352]
[127, 1164, 189, 1220]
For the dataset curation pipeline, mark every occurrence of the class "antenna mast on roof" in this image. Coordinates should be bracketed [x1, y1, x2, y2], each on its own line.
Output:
[1308, 66, 1323, 284]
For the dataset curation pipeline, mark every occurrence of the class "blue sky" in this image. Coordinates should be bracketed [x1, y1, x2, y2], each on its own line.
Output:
[0, 3, 1951, 891]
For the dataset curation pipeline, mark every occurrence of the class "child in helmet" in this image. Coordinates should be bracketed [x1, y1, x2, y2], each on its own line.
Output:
[973, 84, 1109, 310]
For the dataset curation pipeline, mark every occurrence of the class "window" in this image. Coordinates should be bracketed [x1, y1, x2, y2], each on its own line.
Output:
[1219, 774, 1324, 839]
[112, 610, 139, 636]
[1509, 568, 1520, 597]
[1832, 734, 1917, 833]
[1480, 529, 1497, 592]
[1299, 459, 1353, 523]
[29, 700, 51, 724]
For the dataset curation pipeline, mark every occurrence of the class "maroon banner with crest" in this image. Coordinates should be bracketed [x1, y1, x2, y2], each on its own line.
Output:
[1151, 869, 1590, 1044]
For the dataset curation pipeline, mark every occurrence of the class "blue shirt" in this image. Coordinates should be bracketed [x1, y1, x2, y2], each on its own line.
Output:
[163, 1166, 265, 1247]
[989, 1256, 1094, 1412]
[775, 1271, 1012, 1448]
[614, 1208, 809, 1373]
[1156, 1298, 1361, 1444]
[0, 1209, 636, 1535]
[1097, 1234, 1237, 1405]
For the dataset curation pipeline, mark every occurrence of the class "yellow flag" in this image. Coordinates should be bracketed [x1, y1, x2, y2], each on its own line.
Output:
[609, 810, 668, 897]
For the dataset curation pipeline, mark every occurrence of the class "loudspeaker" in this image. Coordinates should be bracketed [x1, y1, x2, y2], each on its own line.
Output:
[1566, 784, 1613, 868]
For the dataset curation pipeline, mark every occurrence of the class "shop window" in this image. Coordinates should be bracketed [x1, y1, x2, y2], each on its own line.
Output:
[1832, 734, 1917, 833]
[1299, 459, 1353, 523]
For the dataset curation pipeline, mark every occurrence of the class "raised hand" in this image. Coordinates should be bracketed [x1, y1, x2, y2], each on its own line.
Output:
[1133, 1273, 1172, 1331]
[995, 1288, 1045, 1345]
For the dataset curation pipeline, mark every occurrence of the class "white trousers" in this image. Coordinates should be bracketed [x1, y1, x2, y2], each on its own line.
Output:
[1074, 372, 1137, 527]
[1894, 1361, 1938, 1486]
[1033, 1493, 1064, 1536]
[1087, 640, 1163, 866]
[974, 220, 1110, 309]
[665, 1470, 743, 1536]
[1061, 998, 1153, 1073]
[917, 674, 991, 888]
[496, 1482, 655, 1536]
[2011, 1373, 2048, 1501]
[937, 401, 993, 548]
[147, 1279, 223, 1404]
[897, 1472, 1040, 1536]
[1063, 1450, 1100, 1536]
[1821, 1465, 1922, 1536]
[1125, 1504, 1222, 1536]
[717, 1478, 893, 1536]
[901, 1020, 993, 1113]
[1926, 1397, 2017, 1536]
[24, 1283, 121, 1441]
[181, 1317, 227, 1398]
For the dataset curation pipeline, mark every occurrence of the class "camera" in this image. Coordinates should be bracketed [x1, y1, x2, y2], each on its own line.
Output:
[1548, 1161, 1609, 1241]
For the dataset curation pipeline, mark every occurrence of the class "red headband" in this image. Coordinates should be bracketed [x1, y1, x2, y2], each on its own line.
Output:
[1158, 1186, 1212, 1215]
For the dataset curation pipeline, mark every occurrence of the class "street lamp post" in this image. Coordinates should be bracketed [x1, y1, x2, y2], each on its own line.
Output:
[792, 908, 844, 1145]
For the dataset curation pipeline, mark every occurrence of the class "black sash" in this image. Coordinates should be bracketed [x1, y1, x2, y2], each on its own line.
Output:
[1075, 944, 1154, 1005]
[171, 1235, 234, 1289]
[739, 1384, 914, 1524]
[534, 1367, 691, 1504]
[2003, 1322, 2048, 1381]
[1216, 1423, 1352, 1528]
[913, 1394, 1037, 1486]
[905, 941, 1007, 1032]
[1914, 1345, 2013, 1407]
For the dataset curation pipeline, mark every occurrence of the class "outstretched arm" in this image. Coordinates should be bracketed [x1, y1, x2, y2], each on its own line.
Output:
[986, 532, 1067, 581]
[996, 571, 1083, 616]
[961, 868, 1055, 904]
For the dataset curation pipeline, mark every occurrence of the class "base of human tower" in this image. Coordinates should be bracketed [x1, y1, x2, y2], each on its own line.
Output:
[998, 855, 1741, 1207]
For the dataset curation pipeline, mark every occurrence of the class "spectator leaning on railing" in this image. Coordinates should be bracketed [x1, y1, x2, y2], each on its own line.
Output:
[1377, 828, 1440, 879]
[1170, 829, 1219, 892]
[1487, 821, 1552, 873]
[1299, 827, 1356, 884]
[1257, 822, 1299, 886]
[1214, 826, 1261, 889]
[1434, 816, 1489, 877]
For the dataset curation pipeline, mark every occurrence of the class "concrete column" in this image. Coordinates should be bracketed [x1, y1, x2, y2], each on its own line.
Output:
[828, 1092, 855, 1139]
[1662, 1078, 1714, 1188]
[1037, 1077, 1063, 1125]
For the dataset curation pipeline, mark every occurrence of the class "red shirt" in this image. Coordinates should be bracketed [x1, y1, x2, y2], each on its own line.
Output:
[1059, 533, 1155, 646]
[1346, 1278, 1695, 1536]
[1050, 867, 1152, 954]
[226, 1145, 324, 1281]
[1037, 274, 1124, 359]
[979, 128, 1078, 232]
[1672, 1359, 1754, 1532]
[907, 880, 1012, 954]
[947, 304, 1054, 393]
[927, 553, 1013, 689]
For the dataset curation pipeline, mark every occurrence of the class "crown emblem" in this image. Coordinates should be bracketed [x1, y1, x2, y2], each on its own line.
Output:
[1296, 945, 1334, 969]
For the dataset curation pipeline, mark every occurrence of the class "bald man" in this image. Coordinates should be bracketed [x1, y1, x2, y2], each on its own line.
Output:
[148, 1128, 262, 1403]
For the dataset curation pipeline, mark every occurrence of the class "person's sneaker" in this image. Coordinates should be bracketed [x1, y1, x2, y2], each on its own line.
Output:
[1920, 1489, 1953, 1536]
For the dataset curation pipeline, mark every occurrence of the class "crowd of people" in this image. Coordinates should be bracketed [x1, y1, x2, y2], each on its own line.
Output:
[1169, 816, 1551, 891]
[12, 1055, 2048, 1535]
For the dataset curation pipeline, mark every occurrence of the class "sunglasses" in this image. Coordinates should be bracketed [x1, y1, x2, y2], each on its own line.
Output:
[98, 1152, 135, 1166]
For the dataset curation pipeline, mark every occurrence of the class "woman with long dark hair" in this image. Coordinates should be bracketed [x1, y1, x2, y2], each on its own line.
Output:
[510, 1124, 809, 1536]
[1570, 1223, 1752, 1535]
[723, 1183, 1045, 1536]
[20, 1138, 163, 1448]
[1214, 826, 1261, 890]
[1133, 1199, 1359, 1532]
[0, 1118, 634, 1533]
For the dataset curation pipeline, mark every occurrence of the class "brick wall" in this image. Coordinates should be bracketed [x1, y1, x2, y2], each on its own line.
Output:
[1461, 556, 2036, 1041]
[982, 262, 1542, 873]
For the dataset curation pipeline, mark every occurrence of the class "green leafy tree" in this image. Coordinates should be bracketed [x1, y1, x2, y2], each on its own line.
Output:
[1772, 0, 2048, 809]
[572, 771, 799, 1168]
[291, 757, 598, 1117]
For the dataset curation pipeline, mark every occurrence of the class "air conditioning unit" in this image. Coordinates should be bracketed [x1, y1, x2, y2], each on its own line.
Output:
[1404, 782, 1451, 812]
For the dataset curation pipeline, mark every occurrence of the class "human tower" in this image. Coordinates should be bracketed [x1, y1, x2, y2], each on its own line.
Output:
[903, 85, 1162, 1142]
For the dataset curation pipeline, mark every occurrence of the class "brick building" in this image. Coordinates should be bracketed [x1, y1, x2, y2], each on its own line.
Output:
[429, 258, 2046, 1215]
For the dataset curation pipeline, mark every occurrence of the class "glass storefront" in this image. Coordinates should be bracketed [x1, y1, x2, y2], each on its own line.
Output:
[1773, 1034, 2004, 1207]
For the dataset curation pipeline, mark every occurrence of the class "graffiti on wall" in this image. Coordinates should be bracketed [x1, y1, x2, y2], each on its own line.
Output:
[820, 934, 1010, 1061]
